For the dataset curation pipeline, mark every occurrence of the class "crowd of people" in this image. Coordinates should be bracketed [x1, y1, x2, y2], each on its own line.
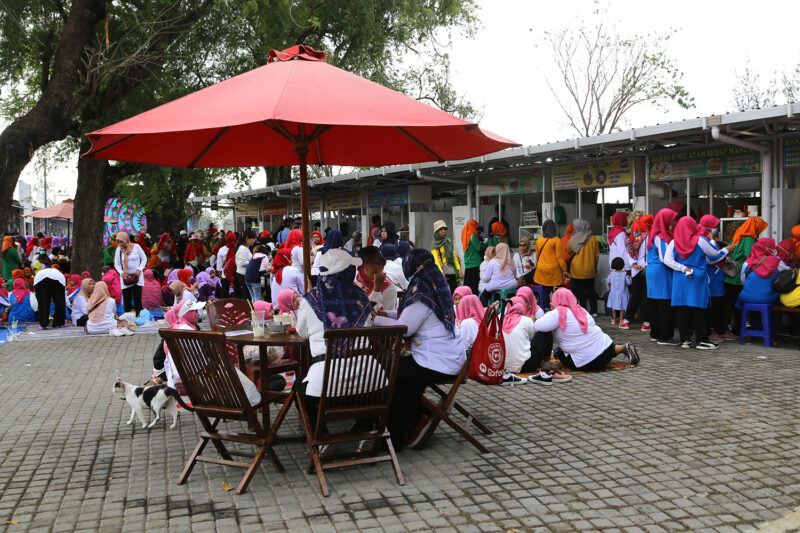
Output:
[4, 208, 799, 449]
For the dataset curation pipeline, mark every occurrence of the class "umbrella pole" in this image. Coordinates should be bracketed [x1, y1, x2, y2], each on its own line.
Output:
[296, 136, 312, 291]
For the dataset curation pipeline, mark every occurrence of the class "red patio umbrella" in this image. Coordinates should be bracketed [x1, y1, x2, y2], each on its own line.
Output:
[83, 45, 519, 282]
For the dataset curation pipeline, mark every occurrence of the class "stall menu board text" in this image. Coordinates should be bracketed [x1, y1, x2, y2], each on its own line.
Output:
[262, 200, 288, 216]
[326, 191, 361, 211]
[290, 197, 322, 212]
[649, 146, 760, 180]
[236, 203, 260, 217]
[477, 169, 543, 196]
[784, 136, 800, 169]
[553, 158, 632, 190]
[367, 186, 408, 208]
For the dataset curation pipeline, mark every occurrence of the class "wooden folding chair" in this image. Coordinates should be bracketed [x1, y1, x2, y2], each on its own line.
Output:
[295, 325, 407, 497]
[411, 349, 492, 453]
[160, 329, 293, 494]
[206, 298, 301, 388]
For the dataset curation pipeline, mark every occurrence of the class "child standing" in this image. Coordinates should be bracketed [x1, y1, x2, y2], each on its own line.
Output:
[607, 256, 631, 326]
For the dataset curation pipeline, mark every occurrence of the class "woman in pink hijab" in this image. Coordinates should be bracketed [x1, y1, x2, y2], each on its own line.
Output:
[452, 285, 472, 307]
[663, 216, 734, 350]
[533, 288, 640, 374]
[455, 295, 485, 353]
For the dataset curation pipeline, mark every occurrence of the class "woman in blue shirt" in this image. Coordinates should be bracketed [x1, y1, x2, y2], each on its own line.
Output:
[736, 238, 781, 309]
[645, 208, 678, 344]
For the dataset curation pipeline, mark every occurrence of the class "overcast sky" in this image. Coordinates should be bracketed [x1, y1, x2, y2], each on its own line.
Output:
[18, 0, 800, 203]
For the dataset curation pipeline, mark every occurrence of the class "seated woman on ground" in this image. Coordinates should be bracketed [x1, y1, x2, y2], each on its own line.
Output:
[4, 278, 37, 323]
[452, 285, 472, 308]
[534, 288, 640, 372]
[85, 281, 133, 336]
[479, 243, 518, 305]
[141, 269, 164, 309]
[168, 279, 197, 306]
[71, 278, 94, 326]
[456, 294, 484, 352]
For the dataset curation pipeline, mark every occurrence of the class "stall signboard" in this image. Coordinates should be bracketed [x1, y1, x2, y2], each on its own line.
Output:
[477, 169, 543, 195]
[262, 200, 287, 216]
[553, 158, 633, 190]
[367, 186, 408, 208]
[326, 191, 361, 211]
[649, 146, 760, 180]
[236, 202, 260, 217]
[783, 136, 800, 169]
[290, 197, 322, 212]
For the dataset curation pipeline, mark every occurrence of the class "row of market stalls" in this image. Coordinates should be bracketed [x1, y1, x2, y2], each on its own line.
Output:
[191, 103, 800, 259]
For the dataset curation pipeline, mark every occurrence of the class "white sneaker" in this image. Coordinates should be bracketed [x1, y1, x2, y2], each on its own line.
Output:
[501, 373, 527, 386]
[121, 328, 134, 336]
[109, 328, 123, 337]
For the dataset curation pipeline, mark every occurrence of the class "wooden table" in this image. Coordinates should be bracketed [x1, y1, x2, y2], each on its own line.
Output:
[224, 331, 310, 440]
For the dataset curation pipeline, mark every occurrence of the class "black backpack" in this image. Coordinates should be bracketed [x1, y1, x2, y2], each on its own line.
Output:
[772, 269, 799, 294]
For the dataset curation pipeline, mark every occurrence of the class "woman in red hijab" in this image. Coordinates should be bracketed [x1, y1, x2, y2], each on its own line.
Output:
[735, 238, 782, 313]
[777, 239, 796, 267]
[25, 237, 39, 261]
[607, 212, 629, 270]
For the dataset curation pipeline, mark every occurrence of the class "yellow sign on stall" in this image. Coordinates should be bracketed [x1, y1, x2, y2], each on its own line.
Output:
[553, 158, 633, 190]
[290, 197, 322, 212]
[326, 191, 361, 211]
[236, 202, 260, 217]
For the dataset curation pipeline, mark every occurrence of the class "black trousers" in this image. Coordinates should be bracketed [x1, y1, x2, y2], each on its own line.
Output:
[388, 357, 458, 451]
[153, 342, 167, 380]
[520, 331, 554, 373]
[463, 267, 480, 295]
[648, 298, 674, 341]
[221, 278, 230, 298]
[554, 342, 616, 371]
[676, 305, 709, 343]
[570, 278, 594, 312]
[234, 273, 250, 300]
[122, 284, 142, 314]
[708, 296, 727, 335]
[34, 278, 66, 328]
[724, 284, 743, 334]
[446, 275, 459, 295]
[539, 285, 556, 311]
[626, 272, 649, 323]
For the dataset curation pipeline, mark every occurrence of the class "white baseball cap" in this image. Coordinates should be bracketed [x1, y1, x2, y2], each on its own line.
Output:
[318, 248, 362, 275]
[178, 300, 206, 318]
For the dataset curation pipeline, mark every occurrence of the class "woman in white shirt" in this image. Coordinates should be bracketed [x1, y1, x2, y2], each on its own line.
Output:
[501, 297, 537, 384]
[373, 248, 466, 451]
[478, 246, 495, 295]
[480, 243, 518, 305]
[455, 294, 484, 352]
[294, 249, 375, 427]
[620, 215, 652, 331]
[71, 278, 94, 326]
[85, 281, 131, 336]
[234, 230, 255, 300]
[114, 231, 148, 315]
[355, 246, 398, 311]
[270, 248, 305, 307]
[607, 212, 629, 269]
[512, 237, 536, 280]
[534, 288, 639, 372]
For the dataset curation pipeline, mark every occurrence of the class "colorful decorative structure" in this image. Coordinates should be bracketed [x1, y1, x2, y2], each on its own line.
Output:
[104, 198, 147, 245]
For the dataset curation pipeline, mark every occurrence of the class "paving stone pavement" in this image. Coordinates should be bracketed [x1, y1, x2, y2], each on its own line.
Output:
[1, 324, 799, 533]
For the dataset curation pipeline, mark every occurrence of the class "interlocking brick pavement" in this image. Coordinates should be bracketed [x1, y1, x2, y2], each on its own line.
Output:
[1, 325, 798, 532]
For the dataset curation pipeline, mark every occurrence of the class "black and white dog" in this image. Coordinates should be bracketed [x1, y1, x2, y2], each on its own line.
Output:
[113, 379, 193, 429]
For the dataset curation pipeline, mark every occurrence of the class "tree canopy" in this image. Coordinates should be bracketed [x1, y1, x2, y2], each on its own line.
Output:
[0, 0, 479, 271]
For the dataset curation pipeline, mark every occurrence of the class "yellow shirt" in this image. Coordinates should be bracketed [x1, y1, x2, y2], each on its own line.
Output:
[568, 237, 599, 280]
[432, 243, 461, 278]
[533, 237, 567, 287]
[779, 270, 800, 308]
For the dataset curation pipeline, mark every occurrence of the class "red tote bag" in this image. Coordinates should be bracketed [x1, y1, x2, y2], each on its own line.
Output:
[468, 306, 506, 385]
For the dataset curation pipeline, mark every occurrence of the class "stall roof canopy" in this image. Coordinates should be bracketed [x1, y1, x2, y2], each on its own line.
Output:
[191, 103, 800, 206]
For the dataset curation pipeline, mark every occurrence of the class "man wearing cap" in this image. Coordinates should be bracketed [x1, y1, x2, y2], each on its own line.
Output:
[431, 220, 461, 293]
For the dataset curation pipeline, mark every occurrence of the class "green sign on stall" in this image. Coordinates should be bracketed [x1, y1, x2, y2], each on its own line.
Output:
[477, 169, 543, 196]
[649, 145, 760, 181]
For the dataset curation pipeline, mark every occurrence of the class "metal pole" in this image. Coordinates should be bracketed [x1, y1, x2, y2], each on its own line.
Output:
[295, 125, 312, 290]
[686, 178, 691, 218]
[577, 188, 582, 219]
[709, 179, 714, 217]
[644, 154, 650, 214]
[601, 188, 605, 238]
[466, 180, 473, 221]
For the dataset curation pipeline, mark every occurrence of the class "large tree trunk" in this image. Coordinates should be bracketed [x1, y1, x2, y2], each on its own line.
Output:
[72, 154, 116, 277]
[0, 0, 107, 228]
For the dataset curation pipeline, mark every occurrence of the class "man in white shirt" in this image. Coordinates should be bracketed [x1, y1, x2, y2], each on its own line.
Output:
[33, 266, 67, 329]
